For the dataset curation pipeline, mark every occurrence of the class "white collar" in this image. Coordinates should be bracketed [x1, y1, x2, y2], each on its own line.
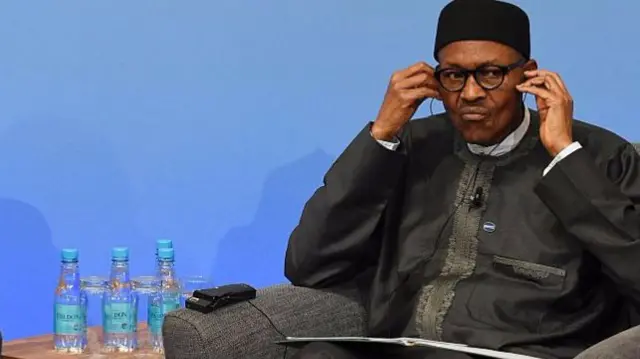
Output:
[467, 106, 530, 157]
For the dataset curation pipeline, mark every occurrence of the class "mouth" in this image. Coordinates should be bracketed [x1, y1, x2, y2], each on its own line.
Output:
[459, 107, 490, 121]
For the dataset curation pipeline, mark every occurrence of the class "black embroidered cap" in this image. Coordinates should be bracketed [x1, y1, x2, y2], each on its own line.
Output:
[433, 0, 531, 60]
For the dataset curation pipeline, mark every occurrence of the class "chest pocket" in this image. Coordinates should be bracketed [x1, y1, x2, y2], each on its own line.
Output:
[465, 254, 566, 333]
[493, 255, 566, 287]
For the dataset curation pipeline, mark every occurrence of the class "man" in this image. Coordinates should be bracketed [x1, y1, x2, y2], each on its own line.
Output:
[284, 0, 640, 358]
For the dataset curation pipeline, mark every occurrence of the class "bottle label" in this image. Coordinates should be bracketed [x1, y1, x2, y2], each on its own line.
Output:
[54, 304, 86, 335]
[148, 297, 181, 334]
[103, 302, 137, 334]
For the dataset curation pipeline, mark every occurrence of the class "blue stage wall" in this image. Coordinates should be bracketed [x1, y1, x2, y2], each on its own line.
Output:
[0, 0, 638, 339]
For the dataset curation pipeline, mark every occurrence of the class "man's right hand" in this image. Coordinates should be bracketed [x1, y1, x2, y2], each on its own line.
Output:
[371, 62, 441, 141]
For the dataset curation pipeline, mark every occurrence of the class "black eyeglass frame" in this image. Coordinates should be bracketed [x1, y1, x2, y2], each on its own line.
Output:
[434, 58, 527, 92]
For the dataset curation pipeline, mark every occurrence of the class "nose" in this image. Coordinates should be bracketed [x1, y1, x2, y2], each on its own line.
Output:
[460, 75, 486, 102]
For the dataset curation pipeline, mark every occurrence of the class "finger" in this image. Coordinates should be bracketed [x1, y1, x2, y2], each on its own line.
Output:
[518, 76, 546, 88]
[525, 70, 568, 93]
[521, 73, 566, 98]
[543, 75, 564, 96]
[400, 87, 440, 102]
[519, 75, 564, 98]
[397, 72, 439, 90]
[543, 75, 570, 100]
[402, 62, 435, 78]
[516, 83, 554, 101]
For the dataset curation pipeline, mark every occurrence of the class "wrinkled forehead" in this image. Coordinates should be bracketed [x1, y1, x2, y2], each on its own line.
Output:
[437, 40, 522, 68]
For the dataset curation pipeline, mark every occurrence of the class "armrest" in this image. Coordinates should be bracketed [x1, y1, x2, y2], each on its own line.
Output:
[162, 284, 367, 359]
[576, 325, 640, 359]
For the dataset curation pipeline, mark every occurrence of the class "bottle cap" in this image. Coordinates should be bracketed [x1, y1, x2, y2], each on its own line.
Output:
[156, 239, 173, 250]
[111, 247, 129, 260]
[61, 248, 79, 262]
[158, 247, 174, 260]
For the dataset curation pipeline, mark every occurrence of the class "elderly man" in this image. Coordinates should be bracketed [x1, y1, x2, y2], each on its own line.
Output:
[284, 0, 640, 358]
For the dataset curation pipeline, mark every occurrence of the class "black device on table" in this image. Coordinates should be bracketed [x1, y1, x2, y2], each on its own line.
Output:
[185, 283, 257, 313]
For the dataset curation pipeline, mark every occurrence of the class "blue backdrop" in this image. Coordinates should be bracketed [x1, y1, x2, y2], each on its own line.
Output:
[0, 1, 638, 340]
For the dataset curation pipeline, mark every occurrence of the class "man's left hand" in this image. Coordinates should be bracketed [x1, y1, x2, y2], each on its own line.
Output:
[516, 70, 574, 157]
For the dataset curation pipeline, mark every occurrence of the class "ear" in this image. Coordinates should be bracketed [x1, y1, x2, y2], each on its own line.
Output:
[523, 58, 538, 72]
[517, 59, 538, 84]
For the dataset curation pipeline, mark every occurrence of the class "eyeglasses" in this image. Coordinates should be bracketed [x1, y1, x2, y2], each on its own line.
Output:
[434, 59, 526, 92]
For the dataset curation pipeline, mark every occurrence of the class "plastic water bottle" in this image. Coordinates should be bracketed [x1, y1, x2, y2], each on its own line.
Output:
[54, 248, 88, 353]
[144, 239, 173, 341]
[102, 247, 138, 352]
[148, 247, 181, 352]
